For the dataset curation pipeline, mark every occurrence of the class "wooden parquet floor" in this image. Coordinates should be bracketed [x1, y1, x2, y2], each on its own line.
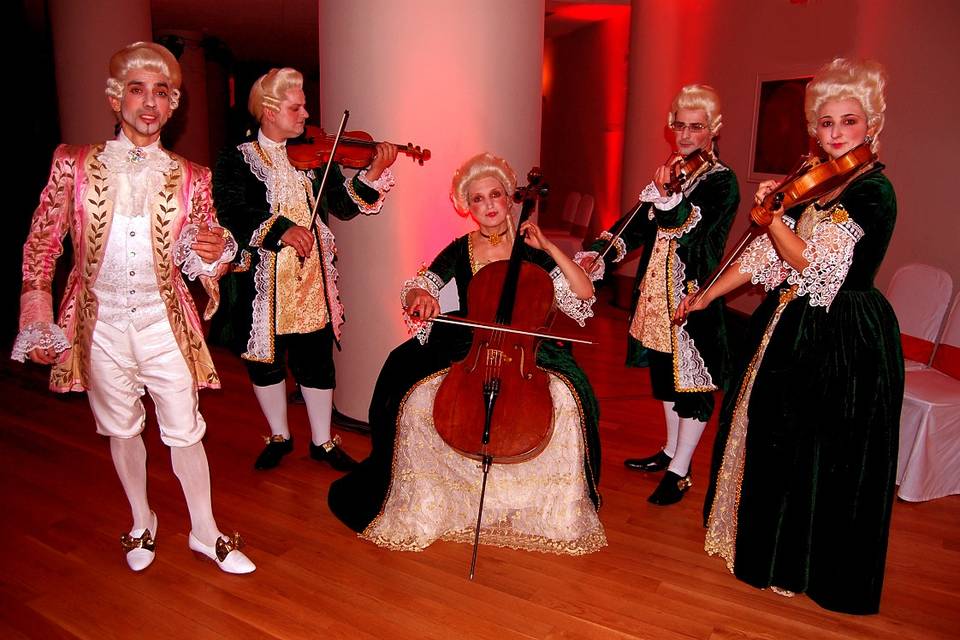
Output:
[1, 298, 958, 639]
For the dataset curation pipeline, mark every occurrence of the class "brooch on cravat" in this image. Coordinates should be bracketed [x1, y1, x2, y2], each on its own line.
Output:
[127, 147, 147, 164]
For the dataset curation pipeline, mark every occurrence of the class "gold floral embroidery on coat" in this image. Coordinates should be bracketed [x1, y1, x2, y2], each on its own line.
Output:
[630, 235, 672, 353]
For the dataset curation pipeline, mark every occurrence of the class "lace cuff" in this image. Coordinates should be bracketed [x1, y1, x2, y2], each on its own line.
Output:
[738, 233, 788, 291]
[574, 251, 605, 281]
[597, 231, 627, 263]
[638, 181, 682, 210]
[11, 321, 69, 363]
[174, 224, 239, 280]
[348, 168, 396, 214]
[551, 267, 595, 327]
[400, 270, 443, 344]
[788, 214, 862, 310]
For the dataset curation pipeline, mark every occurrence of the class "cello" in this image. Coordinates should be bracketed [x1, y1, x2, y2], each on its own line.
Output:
[431, 168, 557, 579]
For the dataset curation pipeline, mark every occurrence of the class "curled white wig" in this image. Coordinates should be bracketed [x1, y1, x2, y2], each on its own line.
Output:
[105, 42, 182, 109]
[667, 84, 723, 135]
[450, 152, 518, 217]
[248, 67, 303, 123]
[805, 57, 887, 152]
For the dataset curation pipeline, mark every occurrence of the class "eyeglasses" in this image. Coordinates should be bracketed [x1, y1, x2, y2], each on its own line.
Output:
[669, 122, 708, 133]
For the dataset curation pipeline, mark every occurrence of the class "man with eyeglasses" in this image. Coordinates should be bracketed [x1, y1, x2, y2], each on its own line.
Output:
[581, 84, 739, 506]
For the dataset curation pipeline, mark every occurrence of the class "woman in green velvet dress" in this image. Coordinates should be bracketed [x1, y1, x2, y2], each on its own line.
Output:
[328, 153, 606, 555]
[676, 58, 902, 614]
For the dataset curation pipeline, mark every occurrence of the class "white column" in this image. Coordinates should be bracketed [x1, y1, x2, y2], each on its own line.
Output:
[318, 0, 545, 420]
[155, 31, 211, 165]
[49, 0, 152, 144]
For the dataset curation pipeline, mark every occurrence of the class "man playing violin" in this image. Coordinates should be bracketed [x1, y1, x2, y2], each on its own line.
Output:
[582, 84, 739, 505]
[210, 67, 398, 471]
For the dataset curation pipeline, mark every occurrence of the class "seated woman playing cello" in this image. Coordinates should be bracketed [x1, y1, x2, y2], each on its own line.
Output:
[328, 152, 605, 555]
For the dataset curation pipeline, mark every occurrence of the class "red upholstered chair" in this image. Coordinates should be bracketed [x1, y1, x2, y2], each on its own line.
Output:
[898, 294, 960, 501]
[886, 263, 953, 371]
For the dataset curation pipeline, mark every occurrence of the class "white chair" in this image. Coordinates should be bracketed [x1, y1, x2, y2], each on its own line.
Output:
[546, 193, 595, 258]
[886, 263, 953, 371]
[897, 294, 960, 501]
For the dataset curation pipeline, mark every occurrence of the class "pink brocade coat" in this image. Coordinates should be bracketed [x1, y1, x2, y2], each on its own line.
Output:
[20, 143, 222, 392]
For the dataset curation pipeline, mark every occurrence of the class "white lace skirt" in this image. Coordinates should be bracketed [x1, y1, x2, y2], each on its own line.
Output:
[361, 372, 606, 555]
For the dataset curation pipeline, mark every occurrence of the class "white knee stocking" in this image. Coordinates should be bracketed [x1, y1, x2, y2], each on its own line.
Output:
[301, 386, 333, 445]
[662, 401, 680, 457]
[668, 418, 707, 477]
[171, 442, 220, 546]
[110, 435, 153, 530]
[252, 381, 290, 438]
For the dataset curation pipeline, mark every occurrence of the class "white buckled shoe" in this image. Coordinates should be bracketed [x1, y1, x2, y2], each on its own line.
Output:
[120, 512, 158, 572]
[188, 531, 256, 574]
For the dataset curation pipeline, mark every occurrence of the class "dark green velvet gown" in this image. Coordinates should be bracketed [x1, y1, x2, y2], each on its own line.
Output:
[703, 168, 903, 614]
[588, 164, 739, 419]
[328, 235, 602, 533]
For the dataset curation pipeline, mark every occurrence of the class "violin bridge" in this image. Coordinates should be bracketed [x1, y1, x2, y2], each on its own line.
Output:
[485, 349, 510, 366]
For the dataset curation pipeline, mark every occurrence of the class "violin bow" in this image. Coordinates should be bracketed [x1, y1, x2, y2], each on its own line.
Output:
[428, 314, 594, 345]
[582, 199, 650, 275]
[307, 109, 350, 229]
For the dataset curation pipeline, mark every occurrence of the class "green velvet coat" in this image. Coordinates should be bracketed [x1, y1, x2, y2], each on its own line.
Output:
[704, 168, 903, 614]
[589, 164, 739, 388]
[208, 143, 381, 358]
[328, 235, 602, 532]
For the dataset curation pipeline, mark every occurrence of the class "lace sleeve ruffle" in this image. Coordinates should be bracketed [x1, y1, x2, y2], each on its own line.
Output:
[400, 269, 444, 344]
[574, 251, 605, 281]
[173, 224, 239, 280]
[737, 216, 797, 291]
[11, 321, 69, 363]
[596, 231, 627, 264]
[551, 267, 595, 327]
[347, 168, 396, 215]
[788, 216, 863, 310]
[738, 233, 788, 291]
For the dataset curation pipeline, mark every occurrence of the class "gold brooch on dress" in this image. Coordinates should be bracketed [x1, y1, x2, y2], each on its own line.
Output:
[830, 205, 850, 224]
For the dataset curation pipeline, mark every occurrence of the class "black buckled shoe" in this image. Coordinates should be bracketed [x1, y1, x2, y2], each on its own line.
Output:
[309, 434, 357, 472]
[624, 449, 672, 472]
[647, 470, 692, 506]
[254, 435, 294, 470]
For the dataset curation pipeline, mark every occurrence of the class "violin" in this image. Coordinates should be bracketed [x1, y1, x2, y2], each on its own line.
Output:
[664, 148, 713, 196]
[692, 143, 876, 307]
[431, 168, 555, 579]
[585, 148, 715, 273]
[751, 142, 875, 226]
[287, 124, 430, 170]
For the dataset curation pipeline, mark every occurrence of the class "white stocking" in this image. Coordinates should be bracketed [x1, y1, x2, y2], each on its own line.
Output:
[301, 386, 333, 445]
[171, 442, 220, 546]
[662, 401, 680, 457]
[110, 435, 153, 530]
[668, 418, 707, 477]
[252, 381, 290, 438]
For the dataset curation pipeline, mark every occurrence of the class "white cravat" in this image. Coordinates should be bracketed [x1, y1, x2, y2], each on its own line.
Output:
[93, 133, 176, 330]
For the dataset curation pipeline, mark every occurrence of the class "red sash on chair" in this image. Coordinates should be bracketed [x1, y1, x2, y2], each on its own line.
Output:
[932, 343, 960, 380]
[901, 333, 935, 366]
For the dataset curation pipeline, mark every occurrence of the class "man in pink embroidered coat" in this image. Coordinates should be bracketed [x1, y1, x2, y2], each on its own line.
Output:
[13, 42, 254, 574]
